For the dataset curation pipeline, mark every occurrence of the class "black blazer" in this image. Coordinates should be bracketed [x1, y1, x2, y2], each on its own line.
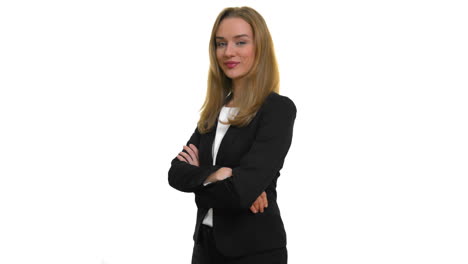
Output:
[168, 92, 297, 257]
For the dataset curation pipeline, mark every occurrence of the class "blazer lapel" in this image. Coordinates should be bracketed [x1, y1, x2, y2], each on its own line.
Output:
[207, 112, 240, 166]
[204, 124, 216, 166]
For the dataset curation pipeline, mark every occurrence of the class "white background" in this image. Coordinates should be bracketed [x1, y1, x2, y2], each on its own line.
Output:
[1, 0, 467, 263]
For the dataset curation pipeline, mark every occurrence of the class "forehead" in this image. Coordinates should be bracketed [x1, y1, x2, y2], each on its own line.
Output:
[216, 17, 253, 38]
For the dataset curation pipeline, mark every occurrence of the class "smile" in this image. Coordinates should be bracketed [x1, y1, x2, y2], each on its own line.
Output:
[225, 62, 239, 69]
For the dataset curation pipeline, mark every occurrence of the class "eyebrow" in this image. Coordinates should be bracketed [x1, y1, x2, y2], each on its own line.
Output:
[215, 34, 250, 40]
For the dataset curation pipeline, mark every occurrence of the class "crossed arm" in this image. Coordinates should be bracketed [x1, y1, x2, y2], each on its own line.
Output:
[177, 144, 268, 214]
[169, 95, 296, 214]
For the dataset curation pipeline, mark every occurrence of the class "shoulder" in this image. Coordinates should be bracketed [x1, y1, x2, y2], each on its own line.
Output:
[261, 92, 297, 115]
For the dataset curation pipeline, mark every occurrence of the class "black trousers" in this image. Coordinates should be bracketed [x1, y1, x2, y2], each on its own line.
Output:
[191, 224, 287, 264]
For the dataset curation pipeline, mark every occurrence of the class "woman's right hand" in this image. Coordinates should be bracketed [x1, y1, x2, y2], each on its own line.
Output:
[177, 144, 199, 167]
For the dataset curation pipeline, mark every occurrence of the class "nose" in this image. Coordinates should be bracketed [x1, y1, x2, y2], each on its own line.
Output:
[224, 42, 235, 57]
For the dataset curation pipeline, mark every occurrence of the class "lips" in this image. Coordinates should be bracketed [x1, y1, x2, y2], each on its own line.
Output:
[224, 61, 239, 69]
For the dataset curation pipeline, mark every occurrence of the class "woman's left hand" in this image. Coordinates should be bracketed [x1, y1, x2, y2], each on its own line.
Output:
[250, 191, 268, 214]
[177, 144, 199, 167]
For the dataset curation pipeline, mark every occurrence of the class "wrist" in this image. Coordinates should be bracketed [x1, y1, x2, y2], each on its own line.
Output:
[217, 167, 232, 181]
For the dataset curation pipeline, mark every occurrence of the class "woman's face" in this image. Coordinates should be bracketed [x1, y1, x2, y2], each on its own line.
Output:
[215, 17, 255, 81]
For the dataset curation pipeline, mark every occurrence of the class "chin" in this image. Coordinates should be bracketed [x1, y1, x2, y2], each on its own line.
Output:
[225, 72, 247, 80]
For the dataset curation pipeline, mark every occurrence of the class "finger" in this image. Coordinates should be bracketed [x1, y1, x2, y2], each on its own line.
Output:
[187, 144, 200, 166]
[176, 155, 188, 163]
[258, 198, 265, 213]
[188, 144, 199, 158]
[250, 204, 256, 213]
[183, 146, 199, 166]
[252, 198, 262, 213]
[262, 192, 268, 208]
[179, 151, 192, 162]
[179, 151, 193, 164]
[183, 146, 197, 161]
[254, 199, 262, 212]
[250, 204, 257, 214]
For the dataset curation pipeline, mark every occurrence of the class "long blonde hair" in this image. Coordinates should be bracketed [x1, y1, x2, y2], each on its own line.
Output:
[197, 6, 280, 134]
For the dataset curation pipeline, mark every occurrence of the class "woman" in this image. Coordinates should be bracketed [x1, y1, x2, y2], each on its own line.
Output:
[168, 6, 296, 264]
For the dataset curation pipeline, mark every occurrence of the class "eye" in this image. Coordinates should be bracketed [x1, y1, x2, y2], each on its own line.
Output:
[236, 41, 247, 46]
[216, 42, 227, 47]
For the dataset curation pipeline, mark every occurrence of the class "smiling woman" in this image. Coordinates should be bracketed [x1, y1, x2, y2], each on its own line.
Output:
[168, 6, 296, 264]
[215, 18, 255, 85]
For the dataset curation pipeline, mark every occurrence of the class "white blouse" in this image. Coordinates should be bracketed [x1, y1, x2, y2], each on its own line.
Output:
[202, 105, 239, 227]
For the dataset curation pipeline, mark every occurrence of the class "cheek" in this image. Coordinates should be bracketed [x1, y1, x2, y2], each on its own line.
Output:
[244, 49, 255, 67]
[216, 50, 223, 64]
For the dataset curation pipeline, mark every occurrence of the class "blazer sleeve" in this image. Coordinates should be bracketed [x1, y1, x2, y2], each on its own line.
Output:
[194, 95, 297, 209]
[168, 127, 223, 193]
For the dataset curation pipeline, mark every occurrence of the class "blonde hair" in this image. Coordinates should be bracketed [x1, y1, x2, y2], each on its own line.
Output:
[197, 6, 280, 134]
